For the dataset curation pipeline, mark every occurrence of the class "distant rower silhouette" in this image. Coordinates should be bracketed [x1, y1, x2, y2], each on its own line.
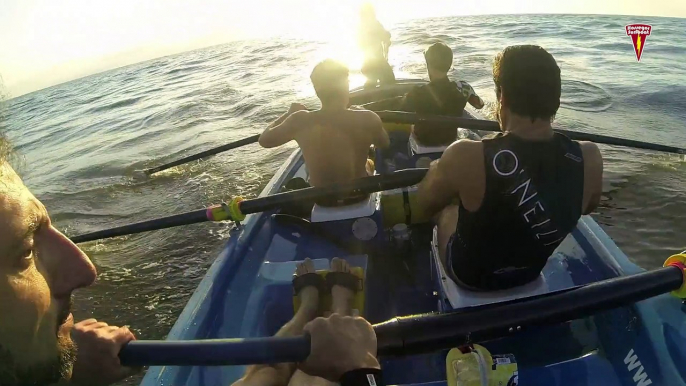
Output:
[358, 3, 396, 89]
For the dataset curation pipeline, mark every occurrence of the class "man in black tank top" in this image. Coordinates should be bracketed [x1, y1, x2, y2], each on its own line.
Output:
[416, 45, 604, 291]
[401, 42, 485, 147]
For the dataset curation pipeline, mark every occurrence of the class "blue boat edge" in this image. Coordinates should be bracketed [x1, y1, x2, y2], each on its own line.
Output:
[140, 148, 305, 386]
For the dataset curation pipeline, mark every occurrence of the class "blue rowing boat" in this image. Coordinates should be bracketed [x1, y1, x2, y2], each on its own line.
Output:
[139, 80, 686, 386]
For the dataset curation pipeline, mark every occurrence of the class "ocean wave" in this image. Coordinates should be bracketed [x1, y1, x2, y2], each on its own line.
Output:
[165, 64, 206, 76]
[560, 80, 613, 112]
[51, 210, 132, 222]
[618, 86, 686, 114]
[86, 96, 145, 113]
[590, 42, 628, 51]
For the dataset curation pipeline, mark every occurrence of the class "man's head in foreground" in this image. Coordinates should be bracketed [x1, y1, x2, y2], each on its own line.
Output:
[492, 45, 561, 128]
[0, 135, 97, 385]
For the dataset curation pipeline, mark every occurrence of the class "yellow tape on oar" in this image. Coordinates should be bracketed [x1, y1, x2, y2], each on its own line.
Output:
[206, 197, 246, 222]
[664, 253, 686, 299]
[381, 187, 432, 227]
[293, 267, 366, 317]
[446, 345, 518, 386]
[383, 123, 411, 134]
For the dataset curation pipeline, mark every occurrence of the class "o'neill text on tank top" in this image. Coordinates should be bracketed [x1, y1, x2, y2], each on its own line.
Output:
[492, 149, 565, 247]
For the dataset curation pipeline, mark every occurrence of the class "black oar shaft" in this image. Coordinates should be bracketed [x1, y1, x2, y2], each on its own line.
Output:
[145, 134, 260, 175]
[376, 111, 501, 131]
[70, 209, 209, 244]
[70, 169, 429, 243]
[375, 264, 684, 356]
[377, 111, 686, 155]
[554, 129, 685, 154]
[240, 168, 428, 215]
[118, 265, 684, 366]
[144, 112, 682, 177]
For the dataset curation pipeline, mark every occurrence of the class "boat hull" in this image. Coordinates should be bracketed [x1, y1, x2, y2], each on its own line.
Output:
[141, 81, 686, 386]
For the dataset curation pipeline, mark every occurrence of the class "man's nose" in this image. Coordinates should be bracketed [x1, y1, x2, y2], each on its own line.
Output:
[46, 226, 97, 297]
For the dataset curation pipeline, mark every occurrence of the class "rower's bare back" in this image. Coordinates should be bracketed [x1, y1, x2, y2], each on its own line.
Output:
[295, 110, 377, 187]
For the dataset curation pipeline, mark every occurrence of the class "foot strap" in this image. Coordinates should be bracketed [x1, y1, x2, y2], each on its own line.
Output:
[292, 272, 326, 296]
[326, 271, 363, 292]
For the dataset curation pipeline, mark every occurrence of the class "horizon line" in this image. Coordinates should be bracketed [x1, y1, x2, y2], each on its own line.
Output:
[4, 11, 681, 100]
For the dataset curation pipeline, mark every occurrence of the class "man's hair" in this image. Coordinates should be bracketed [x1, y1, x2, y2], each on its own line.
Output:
[310, 59, 349, 104]
[424, 42, 453, 73]
[0, 135, 11, 167]
[493, 45, 561, 122]
[360, 2, 376, 19]
[0, 81, 12, 168]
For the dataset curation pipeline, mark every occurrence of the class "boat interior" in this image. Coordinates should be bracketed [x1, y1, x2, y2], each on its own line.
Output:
[141, 80, 686, 386]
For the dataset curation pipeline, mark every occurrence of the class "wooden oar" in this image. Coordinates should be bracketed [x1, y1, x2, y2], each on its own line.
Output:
[70, 168, 429, 243]
[118, 264, 686, 366]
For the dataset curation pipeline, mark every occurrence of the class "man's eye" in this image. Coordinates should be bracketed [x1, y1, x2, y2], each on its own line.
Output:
[17, 249, 34, 269]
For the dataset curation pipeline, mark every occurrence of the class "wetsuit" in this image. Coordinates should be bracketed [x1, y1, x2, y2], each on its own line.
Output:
[402, 79, 481, 146]
[446, 132, 584, 290]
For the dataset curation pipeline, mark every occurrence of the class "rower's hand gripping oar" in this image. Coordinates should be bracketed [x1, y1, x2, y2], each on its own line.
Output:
[118, 255, 686, 366]
[70, 168, 429, 243]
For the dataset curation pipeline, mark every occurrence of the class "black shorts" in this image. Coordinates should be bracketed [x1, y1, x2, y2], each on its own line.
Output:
[446, 234, 541, 291]
[445, 234, 488, 291]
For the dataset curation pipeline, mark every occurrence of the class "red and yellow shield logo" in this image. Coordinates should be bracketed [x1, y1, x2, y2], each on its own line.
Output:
[625, 24, 652, 62]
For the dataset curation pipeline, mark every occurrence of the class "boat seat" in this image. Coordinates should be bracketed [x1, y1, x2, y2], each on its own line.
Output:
[407, 132, 450, 169]
[293, 163, 309, 181]
[408, 131, 450, 155]
[431, 227, 550, 310]
[311, 191, 381, 223]
[408, 128, 479, 157]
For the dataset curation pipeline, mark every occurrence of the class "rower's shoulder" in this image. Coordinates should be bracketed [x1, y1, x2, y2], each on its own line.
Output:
[436, 139, 483, 174]
[444, 138, 483, 161]
[349, 107, 382, 124]
[287, 109, 310, 123]
[577, 141, 603, 163]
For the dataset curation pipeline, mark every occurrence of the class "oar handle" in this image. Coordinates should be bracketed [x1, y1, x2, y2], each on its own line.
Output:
[119, 335, 312, 367]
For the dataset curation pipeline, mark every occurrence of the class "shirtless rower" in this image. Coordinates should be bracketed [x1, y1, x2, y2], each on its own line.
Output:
[417, 45, 604, 291]
[259, 59, 390, 195]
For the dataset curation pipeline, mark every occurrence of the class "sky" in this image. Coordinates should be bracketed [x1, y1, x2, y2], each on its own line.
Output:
[1, 0, 685, 97]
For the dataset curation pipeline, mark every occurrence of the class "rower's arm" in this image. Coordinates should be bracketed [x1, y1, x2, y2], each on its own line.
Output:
[368, 111, 390, 149]
[259, 109, 306, 148]
[417, 141, 467, 216]
[581, 141, 603, 215]
[468, 94, 485, 110]
[461, 82, 484, 110]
